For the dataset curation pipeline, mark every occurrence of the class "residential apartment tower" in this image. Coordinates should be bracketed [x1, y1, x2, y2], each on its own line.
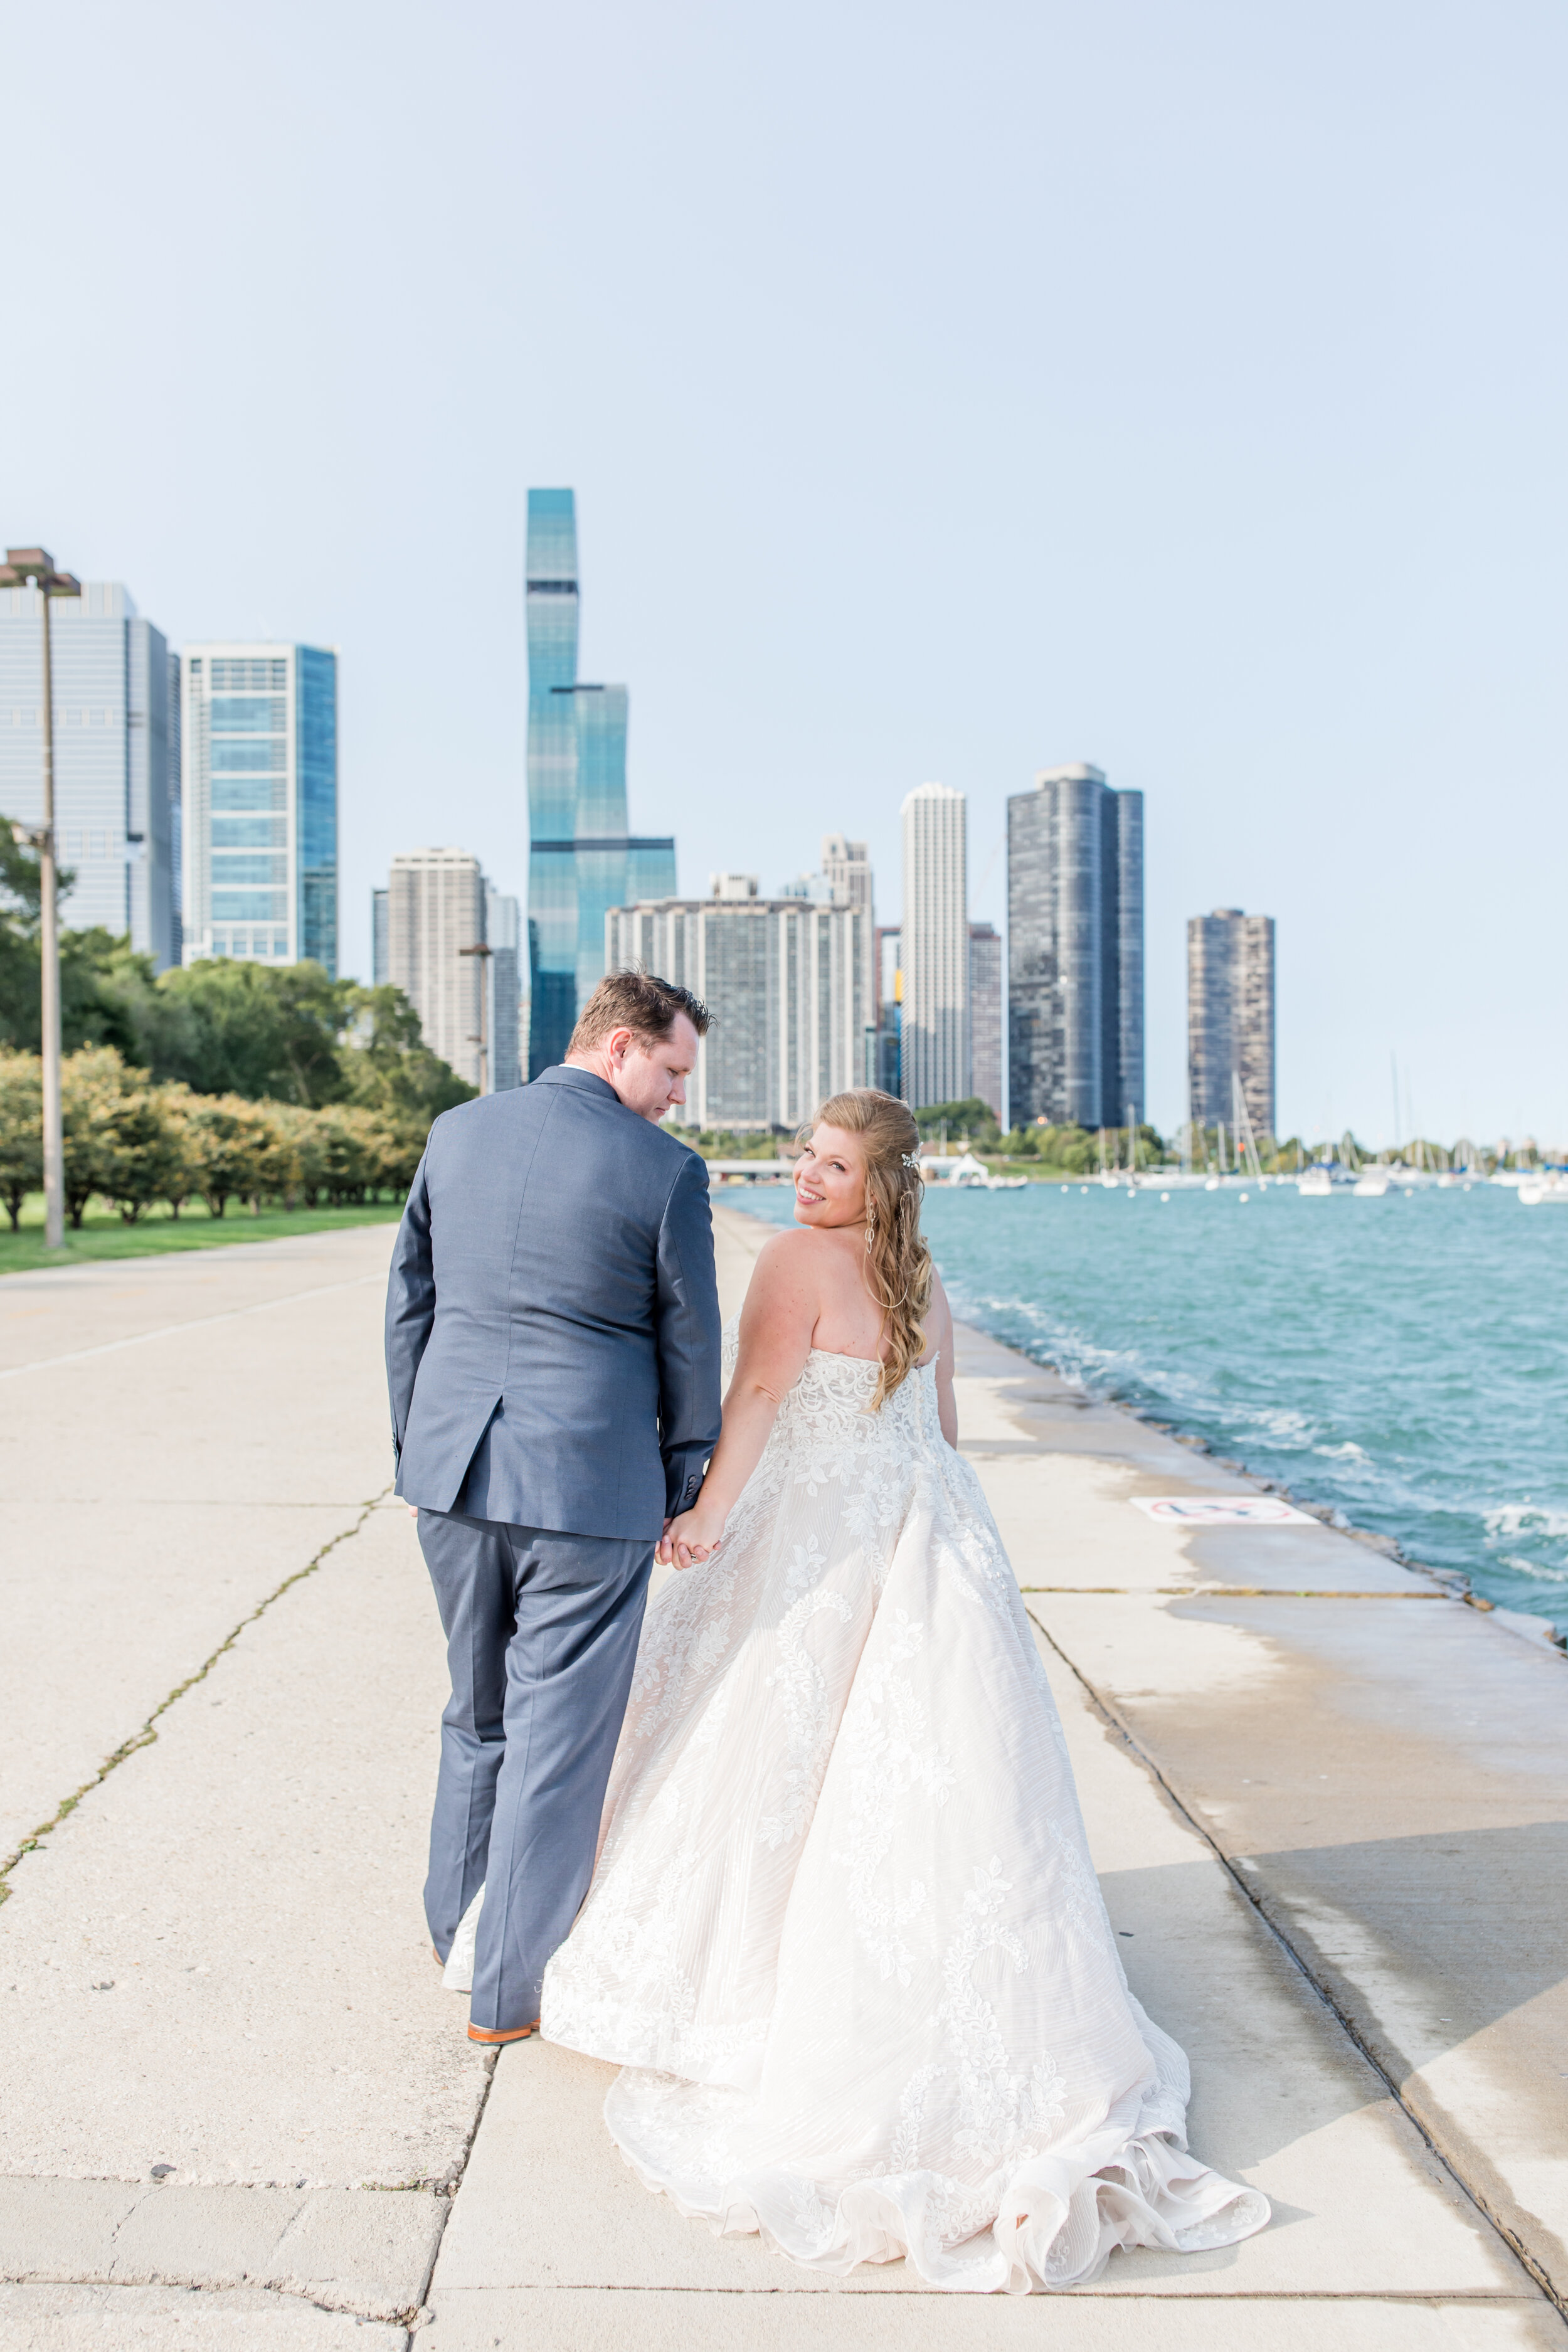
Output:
[1007, 763, 1143, 1130]
[1187, 908, 1276, 1140]
[899, 783, 969, 1109]
[606, 889, 872, 1131]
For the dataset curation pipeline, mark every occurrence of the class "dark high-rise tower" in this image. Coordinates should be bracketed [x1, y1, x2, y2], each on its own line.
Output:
[1187, 909, 1275, 1140]
[524, 489, 675, 1077]
[1007, 763, 1143, 1131]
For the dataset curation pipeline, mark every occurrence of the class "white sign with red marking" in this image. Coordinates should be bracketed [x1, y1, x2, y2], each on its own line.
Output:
[1131, 1495, 1316, 1525]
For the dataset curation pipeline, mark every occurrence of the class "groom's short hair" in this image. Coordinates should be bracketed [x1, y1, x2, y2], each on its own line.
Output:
[570, 971, 712, 1054]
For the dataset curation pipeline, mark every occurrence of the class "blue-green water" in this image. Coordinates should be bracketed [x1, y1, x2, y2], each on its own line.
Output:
[728, 1180, 1568, 1625]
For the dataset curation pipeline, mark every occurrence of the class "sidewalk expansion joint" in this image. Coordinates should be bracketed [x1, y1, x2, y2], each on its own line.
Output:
[1025, 1603, 1568, 2326]
[0, 1486, 393, 1899]
[0, 1272, 383, 1382]
[1019, 1587, 1453, 1599]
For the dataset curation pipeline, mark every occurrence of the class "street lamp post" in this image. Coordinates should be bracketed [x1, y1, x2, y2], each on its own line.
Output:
[458, 943, 492, 1097]
[1, 548, 82, 1249]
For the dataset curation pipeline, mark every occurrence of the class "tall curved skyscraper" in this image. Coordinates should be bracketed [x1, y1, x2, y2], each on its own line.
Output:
[525, 489, 675, 1076]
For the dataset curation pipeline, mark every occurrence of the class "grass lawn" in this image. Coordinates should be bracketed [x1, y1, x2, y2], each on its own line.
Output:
[0, 1194, 403, 1276]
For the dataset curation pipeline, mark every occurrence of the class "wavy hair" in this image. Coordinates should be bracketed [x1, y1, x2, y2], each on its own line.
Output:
[801, 1089, 932, 1407]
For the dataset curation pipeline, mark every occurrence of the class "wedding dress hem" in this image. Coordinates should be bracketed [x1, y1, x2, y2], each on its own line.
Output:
[599, 2080, 1269, 2292]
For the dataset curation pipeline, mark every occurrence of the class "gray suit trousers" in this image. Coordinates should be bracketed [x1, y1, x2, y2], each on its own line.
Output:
[418, 1510, 654, 2033]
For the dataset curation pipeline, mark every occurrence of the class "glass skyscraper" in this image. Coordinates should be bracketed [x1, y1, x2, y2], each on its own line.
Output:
[180, 642, 338, 975]
[0, 579, 177, 970]
[526, 490, 675, 1076]
[1007, 763, 1143, 1131]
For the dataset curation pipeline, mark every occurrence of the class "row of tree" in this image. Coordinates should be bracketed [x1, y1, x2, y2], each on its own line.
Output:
[0, 824, 475, 1227]
[0, 1046, 442, 1229]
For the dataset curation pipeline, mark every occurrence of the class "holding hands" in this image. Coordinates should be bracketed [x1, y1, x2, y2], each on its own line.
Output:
[658, 1501, 727, 1570]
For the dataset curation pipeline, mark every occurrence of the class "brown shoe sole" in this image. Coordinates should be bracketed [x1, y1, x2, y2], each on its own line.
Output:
[468, 2020, 539, 2045]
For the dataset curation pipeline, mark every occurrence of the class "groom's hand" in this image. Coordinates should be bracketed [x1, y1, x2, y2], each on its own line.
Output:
[657, 1504, 724, 1572]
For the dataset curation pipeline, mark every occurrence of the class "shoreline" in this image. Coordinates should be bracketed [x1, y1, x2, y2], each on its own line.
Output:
[718, 1187, 1566, 1656]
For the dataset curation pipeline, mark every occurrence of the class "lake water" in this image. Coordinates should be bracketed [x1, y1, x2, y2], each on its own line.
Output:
[726, 1179, 1568, 1626]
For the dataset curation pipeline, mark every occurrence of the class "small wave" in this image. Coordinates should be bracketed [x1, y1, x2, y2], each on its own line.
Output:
[1495, 1555, 1568, 1586]
[1485, 1503, 1568, 1541]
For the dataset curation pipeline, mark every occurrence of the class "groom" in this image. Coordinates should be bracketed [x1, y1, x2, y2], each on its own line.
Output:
[385, 972, 722, 2043]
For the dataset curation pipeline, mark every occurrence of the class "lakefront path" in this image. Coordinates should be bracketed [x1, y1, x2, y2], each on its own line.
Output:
[1, 1205, 1563, 2349]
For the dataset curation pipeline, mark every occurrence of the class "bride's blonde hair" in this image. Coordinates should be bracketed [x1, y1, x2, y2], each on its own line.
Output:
[801, 1089, 933, 1407]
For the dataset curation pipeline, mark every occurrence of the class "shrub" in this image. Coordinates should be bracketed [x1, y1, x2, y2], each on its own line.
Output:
[0, 1050, 42, 1228]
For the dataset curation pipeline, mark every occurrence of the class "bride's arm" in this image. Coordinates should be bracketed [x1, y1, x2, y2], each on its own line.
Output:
[659, 1235, 818, 1568]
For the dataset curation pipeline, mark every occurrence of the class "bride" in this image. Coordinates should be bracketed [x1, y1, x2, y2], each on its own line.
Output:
[539, 1088, 1269, 2292]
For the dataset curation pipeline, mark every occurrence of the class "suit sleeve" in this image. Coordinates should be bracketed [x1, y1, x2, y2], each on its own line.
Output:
[654, 1150, 724, 1518]
[385, 1145, 437, 1466]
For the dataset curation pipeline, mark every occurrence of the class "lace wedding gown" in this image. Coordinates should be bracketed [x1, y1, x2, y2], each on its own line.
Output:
[539, 1336, 1269, 2292]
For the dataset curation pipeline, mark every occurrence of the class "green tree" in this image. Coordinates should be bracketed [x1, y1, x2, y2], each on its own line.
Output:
[96, 1079, 189, 1224]
[148, 960, 352, 1105]
[913, 1098, 1001, 1143]
[0, 1049, 42, 1229]
[339, 985, 475, 1128]
[184, 1096, 267, 1219]
[60, 1046, 134, 1227]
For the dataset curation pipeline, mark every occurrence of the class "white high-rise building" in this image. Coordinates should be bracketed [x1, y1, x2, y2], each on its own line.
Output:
[607, 890, 872, 1131]
[388, 848, 487, 1088]
[899, 783, 968, 1109]
[0, 578, 177, 970]
[180, 641, 338, 975]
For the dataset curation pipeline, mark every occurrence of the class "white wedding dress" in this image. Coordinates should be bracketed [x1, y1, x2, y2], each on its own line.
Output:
[539, 1334, 1269, 2292]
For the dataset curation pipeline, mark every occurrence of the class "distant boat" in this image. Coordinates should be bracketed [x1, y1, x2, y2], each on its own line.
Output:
[1352, 1171, 1391, 1197]
[919, 1151, 1027, 1192]
[1297, 1168, 1333, 1197]
[1518, 1177, 1568, 1207]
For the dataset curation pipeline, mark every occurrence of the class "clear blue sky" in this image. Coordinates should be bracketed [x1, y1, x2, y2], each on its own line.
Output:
[4, 0, 1564, 1143]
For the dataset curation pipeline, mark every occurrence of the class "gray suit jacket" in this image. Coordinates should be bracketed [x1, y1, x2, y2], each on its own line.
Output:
[385, 1066, 722, 1540]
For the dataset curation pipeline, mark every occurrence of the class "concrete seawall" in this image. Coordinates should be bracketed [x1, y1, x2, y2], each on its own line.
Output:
[0, 1207, 1563, 2348]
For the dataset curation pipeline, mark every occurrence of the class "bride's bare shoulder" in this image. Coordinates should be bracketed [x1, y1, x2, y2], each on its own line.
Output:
[744, 1226, 840, 1305]
[751, 1225, 827, 1285]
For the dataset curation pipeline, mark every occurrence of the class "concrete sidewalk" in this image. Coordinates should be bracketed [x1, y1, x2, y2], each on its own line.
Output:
[3, 1210, 1565, 2348]
[1, 1226, 482, 2342]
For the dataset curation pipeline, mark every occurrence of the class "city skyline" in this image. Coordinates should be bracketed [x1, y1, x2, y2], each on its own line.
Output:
[13, 4, 1560, 1140]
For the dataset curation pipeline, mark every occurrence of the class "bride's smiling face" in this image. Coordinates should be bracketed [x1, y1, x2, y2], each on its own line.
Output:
[793, 1125, 868, 1229]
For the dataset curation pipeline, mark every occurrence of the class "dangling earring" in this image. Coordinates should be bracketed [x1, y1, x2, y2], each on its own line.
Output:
[865, 1203, 876, 1254]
